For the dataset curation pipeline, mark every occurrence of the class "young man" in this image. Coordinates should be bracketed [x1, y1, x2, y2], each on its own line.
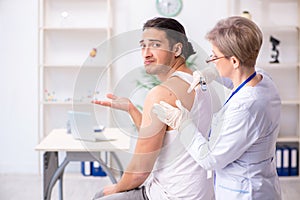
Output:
[92, 17, 215, 200]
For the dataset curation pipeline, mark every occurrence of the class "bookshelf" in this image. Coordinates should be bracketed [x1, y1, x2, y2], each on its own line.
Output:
[38, 0, 112, 139]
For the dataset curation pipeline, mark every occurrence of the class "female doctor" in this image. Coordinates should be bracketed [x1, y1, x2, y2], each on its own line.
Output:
[152, 16, 282, 200]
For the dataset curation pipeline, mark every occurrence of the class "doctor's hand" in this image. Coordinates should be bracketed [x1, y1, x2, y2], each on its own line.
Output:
[92, 93, 133, 112]
[188, 67, 219, 93]
[152, 100, 190, 130]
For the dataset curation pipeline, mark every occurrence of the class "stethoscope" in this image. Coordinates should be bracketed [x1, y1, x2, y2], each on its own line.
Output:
[223, 71, 256, 105]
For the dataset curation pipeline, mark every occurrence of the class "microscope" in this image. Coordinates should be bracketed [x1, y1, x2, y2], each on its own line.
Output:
[270, 36, 280, 63]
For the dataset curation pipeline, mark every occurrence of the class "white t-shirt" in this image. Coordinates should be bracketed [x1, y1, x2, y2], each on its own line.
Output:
[145, 71, 215, 200]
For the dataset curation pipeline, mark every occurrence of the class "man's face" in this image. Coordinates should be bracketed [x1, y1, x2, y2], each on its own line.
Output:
[140, 28, 175, 75]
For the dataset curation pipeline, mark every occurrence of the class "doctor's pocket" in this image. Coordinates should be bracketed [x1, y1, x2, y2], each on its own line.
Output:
[215, 177, 250, 200]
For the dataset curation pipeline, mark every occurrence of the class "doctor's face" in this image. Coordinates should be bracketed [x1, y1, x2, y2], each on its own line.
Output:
[209, 45, 232, 78]
[140, 28, 176, 75]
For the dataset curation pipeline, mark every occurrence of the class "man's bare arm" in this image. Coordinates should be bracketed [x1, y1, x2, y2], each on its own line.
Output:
[112, 85, 177, 193]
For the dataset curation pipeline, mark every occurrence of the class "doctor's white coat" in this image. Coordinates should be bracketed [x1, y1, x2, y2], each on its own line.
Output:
[180, 72, 282, 200]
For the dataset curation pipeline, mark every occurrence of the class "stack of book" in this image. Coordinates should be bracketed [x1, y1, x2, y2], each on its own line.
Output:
[276, 143, 299, 176]
[81, 161, 107, 177]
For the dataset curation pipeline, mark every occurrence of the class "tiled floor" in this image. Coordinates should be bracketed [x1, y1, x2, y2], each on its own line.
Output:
[0, 173, 299, 200]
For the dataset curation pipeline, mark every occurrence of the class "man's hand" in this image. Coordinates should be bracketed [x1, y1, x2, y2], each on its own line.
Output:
[92, 184, 118, 199]
[92, 93, 132, 112]
[152, 100, 190, 130]
[103, 184, 118, 196]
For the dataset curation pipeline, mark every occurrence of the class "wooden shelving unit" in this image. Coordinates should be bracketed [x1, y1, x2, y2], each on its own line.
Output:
[38, 0, 112, 139]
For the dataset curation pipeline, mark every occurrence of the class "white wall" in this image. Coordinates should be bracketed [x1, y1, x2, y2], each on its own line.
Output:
[0, 0, 229, 174]
[126, 0, 228, 52]
[0, 0, 39, 173]
[110, 0, 229, 91]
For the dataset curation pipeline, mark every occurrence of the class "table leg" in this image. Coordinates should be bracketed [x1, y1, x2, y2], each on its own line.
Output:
[59, 173, 64, 200]
[96, 156, 117, 183]
[43, 152, 58, 200]
[46, 156, 69, 200]
[110, 152, 124, 177]
[43, 151, 122, 200]
[66, 152, 118, 184]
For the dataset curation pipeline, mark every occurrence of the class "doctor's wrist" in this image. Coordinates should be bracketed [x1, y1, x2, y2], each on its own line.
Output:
[179, 119, 198, 149]
[178, 119, 194, 133]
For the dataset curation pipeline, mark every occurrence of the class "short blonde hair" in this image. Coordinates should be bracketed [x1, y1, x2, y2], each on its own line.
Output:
[206, 16, 263, 68]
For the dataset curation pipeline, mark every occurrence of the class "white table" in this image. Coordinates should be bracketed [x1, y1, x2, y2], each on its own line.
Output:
[35, 128, 130, 200]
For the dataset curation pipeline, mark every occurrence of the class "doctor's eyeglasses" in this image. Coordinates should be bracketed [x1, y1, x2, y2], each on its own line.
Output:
[206, 54, 229, 63]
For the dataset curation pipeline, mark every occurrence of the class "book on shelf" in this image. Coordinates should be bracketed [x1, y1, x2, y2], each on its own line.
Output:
[276, 143, 299, 176]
